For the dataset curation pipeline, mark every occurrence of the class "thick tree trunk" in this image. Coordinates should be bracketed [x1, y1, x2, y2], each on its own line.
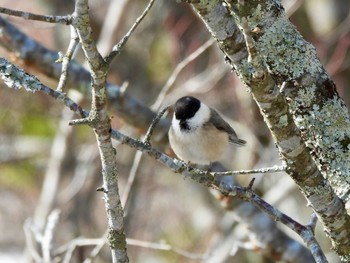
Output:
[185, 0, 350, 260]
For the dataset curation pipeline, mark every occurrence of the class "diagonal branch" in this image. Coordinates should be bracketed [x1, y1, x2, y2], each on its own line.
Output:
[104, 0, 156, 64]
[0, 6, 72, 24]
[0, 56, 325, 262]
[185, 0, 350, 260]
[56, 26, 80, 92]
[0, 16, 170, 135]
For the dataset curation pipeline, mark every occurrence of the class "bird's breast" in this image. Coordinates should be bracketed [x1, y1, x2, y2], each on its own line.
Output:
[169, 124, 229, 164]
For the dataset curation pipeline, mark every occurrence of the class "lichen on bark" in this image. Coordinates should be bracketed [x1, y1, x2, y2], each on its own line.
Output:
[187, 0, 350, 260]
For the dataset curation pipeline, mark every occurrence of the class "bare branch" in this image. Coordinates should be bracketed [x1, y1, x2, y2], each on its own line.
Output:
[211, 165, 286, 176]
[56, 235, 209, 261]
[120, 105, 171, 209]
[97, 0, 128, 56]
[53, 236, 106, 263]
[83, 231, 108, 263]
[23, 219, 42, 263]
[225, 184, 328, 263]
[127, 238, 209, 260]
[33, 108, 76, 232]
[42, 210, 61, 263]
[151, 38, 215, 110]
[186, 0, 350, 259]
[72, 0, 128, 262]
[121, 151, 143, 211]
[0, 6, 72, 24]
[143, 106, 170, 145]
[104, 0, 156, 64]
[0, 57, 87, 115]
[0, 57, 322, 262]
[57, 26, 80, 92]
[0, 16, 170, 137]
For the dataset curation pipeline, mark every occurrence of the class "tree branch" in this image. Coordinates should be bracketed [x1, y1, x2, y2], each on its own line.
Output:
[56, 26, 80, 92]
[70, 0, 129, 262]
[0, 4, 332, 260]
[184, 0, 350, 259]
[0, 7, 72, 24]
[104, 0, 156, 64]
[0, 57, 323, 262]
[0, 16, 169, 136]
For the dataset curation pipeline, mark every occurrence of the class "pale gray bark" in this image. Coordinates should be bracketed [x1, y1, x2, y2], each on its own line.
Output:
[0, 0, 349, 262]
[184, 0, 350, 260]
[72, 0, 129, 262]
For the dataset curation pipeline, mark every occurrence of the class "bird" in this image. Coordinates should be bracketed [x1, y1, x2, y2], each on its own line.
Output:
[168, 96, 246, 165]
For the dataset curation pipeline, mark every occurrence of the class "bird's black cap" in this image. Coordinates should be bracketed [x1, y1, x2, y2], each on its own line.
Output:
[174, 96, 201, 120]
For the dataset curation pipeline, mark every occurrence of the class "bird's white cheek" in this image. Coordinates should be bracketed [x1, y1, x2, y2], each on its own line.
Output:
[172, 118, 186, 138]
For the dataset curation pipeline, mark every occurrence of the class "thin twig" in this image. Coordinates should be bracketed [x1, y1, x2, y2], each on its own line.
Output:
[57, 26, 80, 92]
[58, 144, 98, 204]
[0, 58, 285, 179]
[0, 16, 165, 132]
[0, 57, 87, 116]
[211, 165, 286, 176]
[122, 150, 143, 211]
[97, 0, 128, 56]
[247, 178, 255, 189]
[0, 7, 72, 24]
[33, 108, 75, 232]
[23, 219, 42, 263]
[143, 106, 169, 145]
[123, 106, 169, 214]
[42, 209, 61, 263]
[104, 0, 156, 64]
[83, 231, 108, 263]
[122, 106, 170, 207]
[226, 185, 328, 263]
[151, 38, 215, 110]
[0, 58, 326, 262]
[53, 236, 107, 263]
[56, 235, 208, 261]
[127, 238, 209, 260]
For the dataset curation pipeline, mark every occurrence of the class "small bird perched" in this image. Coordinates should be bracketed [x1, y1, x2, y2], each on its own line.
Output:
[168, 96, 246, 165]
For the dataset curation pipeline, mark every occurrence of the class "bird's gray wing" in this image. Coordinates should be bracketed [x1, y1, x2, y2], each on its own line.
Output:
[209, 108, 246, 146]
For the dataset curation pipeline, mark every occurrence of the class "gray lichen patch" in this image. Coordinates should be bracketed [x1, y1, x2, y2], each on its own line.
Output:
[276, 114, 288, 128]
[256, 14, 324, 82]
[292, 94, 350, 200]
[0, 59, 41, 93]
[245, 4, 350, 203]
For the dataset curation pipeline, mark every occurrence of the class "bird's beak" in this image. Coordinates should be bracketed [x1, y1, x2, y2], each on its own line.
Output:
[179, 120, 189, 130]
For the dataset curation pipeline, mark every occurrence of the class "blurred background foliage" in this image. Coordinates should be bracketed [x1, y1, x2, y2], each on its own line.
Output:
[0, 0, 349, 262]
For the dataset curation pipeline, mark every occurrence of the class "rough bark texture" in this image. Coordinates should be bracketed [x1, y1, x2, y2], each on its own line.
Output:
[0, 1, 348, 261]
[72, 1, 129, 262]
[186, 0, 350, 260]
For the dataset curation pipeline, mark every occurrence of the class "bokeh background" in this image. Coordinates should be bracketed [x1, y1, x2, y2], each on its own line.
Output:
[0, 0, 349, 262]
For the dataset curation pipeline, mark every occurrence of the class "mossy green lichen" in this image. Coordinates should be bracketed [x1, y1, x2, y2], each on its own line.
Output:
[199, 0, 219, 11]
[108, 228, 127, 250]
[257, 15, 323, 81]
[276, 114, 288, 128]
[291, 92, 350, 200]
